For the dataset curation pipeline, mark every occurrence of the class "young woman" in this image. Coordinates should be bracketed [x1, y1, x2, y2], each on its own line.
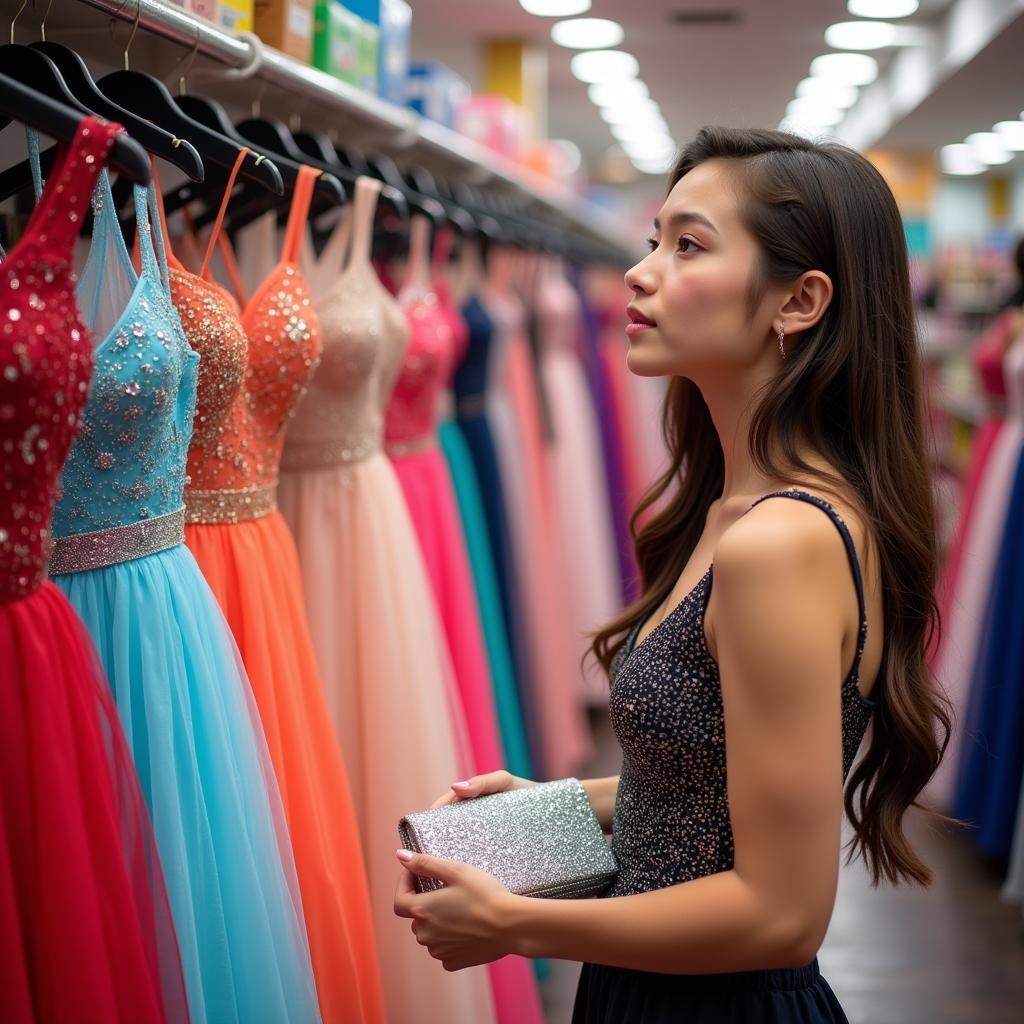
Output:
[393, 126, 952, 1022]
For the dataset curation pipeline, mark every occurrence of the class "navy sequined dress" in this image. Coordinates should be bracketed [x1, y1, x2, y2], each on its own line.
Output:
[573, 489, 876, 1023]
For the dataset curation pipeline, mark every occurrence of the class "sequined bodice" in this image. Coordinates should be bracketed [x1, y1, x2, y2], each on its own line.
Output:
[171, 164, 321, 503]
[606, 490, 874, 898]
[285, 176, 408, 468]
[382, 217, 454, 449]
[52, 172, 198, 537]
[0, 119, 119, 600]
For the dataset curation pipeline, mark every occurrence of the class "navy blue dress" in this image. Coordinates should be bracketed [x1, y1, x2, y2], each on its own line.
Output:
[573, 489, 875, 1023]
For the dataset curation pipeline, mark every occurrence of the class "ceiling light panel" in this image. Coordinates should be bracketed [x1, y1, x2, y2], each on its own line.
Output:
[588, 80, 649, 106]
[551, 18, 624, 49]
[993, 120, 1024, 150]
[965, 132, 1013, 165]
[810, 52, 879, 85]
[824, 20, 897, 50]
[847, 0, 918, 17]
[519, 0, 591, 16]
[940, 144, 985, 176]
[571, 49, 639, 83]
[795, 77, 858, 108]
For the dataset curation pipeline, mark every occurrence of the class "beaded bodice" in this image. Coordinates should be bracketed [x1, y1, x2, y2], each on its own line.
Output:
[383, 216, 454, 450]
[164, 162, 321, 515]
[52, 169, 198, 537]
[285, 175, 408, 470]
[0, 119, 119, 600]
[607, 490, 875, 898]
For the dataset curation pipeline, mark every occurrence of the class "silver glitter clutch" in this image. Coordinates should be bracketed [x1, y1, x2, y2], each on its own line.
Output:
[398, 777, 618, 898]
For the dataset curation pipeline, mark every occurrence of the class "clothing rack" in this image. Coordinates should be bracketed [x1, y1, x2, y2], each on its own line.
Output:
[66, 0, 634, 260]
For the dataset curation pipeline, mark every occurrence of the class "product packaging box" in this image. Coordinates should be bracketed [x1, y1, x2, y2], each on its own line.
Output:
[218, 0, 253, 33]
[255, 0, 314, 61]
[341, 0, 380, 24]
[378, 0, 410, 105]
[355, 16, 380, 93]
[186, 0, 219, 23]
[458, 95, 528, 160]
[312, 0, 359, 83]
[407, 62, 471, 130]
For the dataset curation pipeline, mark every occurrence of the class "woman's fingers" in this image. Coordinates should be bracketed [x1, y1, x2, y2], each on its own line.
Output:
[428, 770, 523, 809]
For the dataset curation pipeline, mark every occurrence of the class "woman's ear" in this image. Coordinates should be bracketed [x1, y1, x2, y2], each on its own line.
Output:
[779, 270, 833, 336]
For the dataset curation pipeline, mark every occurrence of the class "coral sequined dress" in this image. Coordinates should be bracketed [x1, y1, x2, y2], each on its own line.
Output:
[165, 161, 386, 1024]
[47, 160, 320, 1022]
[0, 117, 187, 1024]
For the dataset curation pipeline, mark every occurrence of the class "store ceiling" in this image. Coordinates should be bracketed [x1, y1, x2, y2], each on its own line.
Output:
[409, 0, 1024, 179]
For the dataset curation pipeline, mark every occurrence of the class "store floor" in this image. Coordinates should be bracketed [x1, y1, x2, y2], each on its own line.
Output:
[539, 710, 1024, 1024]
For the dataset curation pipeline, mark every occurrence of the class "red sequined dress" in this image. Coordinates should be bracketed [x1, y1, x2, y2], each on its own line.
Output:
[0, 116, 187, 1023]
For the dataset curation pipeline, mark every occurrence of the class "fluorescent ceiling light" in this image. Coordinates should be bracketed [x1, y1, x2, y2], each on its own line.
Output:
[588, 80, 648, 106]
[940, 144, 985, 175]
[598, 98, 662, 124]
[631, 155, 675, 175]
[612, 121, 670, 144]
[551, 17, 623, 49]
[810, 52, 878, 86]
[796, 77, 858, 109]
[825, 20, 897, 50]
[787, 97, 844, 126]
[965, 132, 1013, 165]
[550, 138, 582, 174]
[779, 117, 823, 140]
[621, 133, 675, 154]
[519, 0, 591, 15]
[993, 120, 1024, 151]
[847, 0, 917, 17]
[570, 49, 639, 83]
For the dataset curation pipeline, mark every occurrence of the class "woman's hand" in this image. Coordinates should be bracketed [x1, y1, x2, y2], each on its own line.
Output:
[393, 850, 518, 971]
[428, 769, 536, 809]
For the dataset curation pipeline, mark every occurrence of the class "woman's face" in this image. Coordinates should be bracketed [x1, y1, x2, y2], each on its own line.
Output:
[624, 159, 775, 378]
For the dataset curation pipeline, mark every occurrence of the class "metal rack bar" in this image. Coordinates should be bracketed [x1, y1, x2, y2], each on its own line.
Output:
[71, 0, 630, 255]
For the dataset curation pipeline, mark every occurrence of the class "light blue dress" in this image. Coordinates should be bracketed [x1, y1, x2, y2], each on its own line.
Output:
[47, 159, 321, 1023]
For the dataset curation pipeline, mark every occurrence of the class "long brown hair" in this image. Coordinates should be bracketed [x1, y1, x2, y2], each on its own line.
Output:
[592, 126, 951, 886]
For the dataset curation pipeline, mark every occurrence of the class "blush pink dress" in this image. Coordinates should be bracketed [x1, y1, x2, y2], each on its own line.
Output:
[279, 178, 495, 1024]
[482, 248, 592, 779]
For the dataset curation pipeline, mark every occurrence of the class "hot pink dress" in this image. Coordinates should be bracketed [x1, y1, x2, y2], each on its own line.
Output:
[384, 215, 505, 777]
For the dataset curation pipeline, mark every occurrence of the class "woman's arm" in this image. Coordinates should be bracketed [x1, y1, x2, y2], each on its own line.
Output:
[581, 776, 619, 832]
[396, 500, 855, 974]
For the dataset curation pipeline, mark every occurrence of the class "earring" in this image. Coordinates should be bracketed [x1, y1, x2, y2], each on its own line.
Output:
[777, 324, 786, 360]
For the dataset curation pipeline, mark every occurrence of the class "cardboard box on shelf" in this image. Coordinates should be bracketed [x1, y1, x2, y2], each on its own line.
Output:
[255, 0, 314, 61]
[312, 0, 359, 83]
[378, 0, 410, 105]
[355, 16, 380, 93]
[407, 62, 470, 130]
[218, 0, 253, 33]
[458, 95, 528, 161]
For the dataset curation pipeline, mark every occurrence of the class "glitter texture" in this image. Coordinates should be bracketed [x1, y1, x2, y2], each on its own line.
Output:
[399, 778, 617, 897]
[1, 118, 120, 600]
[606, 488, 874, 898]
[49, 507, 185, 575]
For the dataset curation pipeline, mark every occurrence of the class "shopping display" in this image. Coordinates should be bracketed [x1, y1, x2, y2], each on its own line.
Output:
[4, 0, 1024, 1019]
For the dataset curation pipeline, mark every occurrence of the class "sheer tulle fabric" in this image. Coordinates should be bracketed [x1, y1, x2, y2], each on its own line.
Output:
[0, 584, 188, 1024]
[55, 545, 320, 1024]
[185, 513, 385, 1024]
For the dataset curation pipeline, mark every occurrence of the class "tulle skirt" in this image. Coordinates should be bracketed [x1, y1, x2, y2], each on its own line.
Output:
[0, 582, 188, 1024]
[278, 452, 496, 1024]
[185, 511, 386, 1024]
[390, 441, 505, 776]
[54, 542, 321, 1024]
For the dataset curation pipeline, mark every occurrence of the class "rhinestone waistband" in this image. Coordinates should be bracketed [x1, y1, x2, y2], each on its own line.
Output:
[385, 435, 437, 459]
[49, 507, 185, 576]
[185, 484, 277, 524]
[280, 432, 380, 472]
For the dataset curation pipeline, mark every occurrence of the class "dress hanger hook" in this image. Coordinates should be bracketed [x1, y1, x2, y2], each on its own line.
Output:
[10, 0, 29, 45]
[174, 23, 201, 96]
[123, 0, 141, 71]
[39, 0, 54, 42]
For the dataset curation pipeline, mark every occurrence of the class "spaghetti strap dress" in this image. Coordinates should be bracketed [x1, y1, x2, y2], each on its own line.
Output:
[48, 159, 321, 1022]
[573, 489, 875, 1023]
[0, 117, 188, 1024]
[153, 157, 385, 1024]
[282, 176, 496, 1024]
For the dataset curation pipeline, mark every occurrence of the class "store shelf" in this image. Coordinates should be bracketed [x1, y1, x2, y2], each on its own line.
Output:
[71, 0, 633, 258]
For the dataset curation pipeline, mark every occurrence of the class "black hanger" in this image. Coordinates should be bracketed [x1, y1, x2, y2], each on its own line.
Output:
[292, 128, 408, 219]
[402, 166, 478, 236]
[30, 42, 204, 181]
[0, 71, 150, 187]
[233, 116, 346, 206]
[97, 75, 283, 204]
[365, 155, 445, 225]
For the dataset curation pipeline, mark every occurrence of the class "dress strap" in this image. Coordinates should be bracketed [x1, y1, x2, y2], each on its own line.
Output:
[24, 117, 120, 255]
[344, 174, 381, 271]
[199, 146, 249, 282]
[280, 165, 323, 265]
[402, 212, 431, 292]
[746, 489, 869, 681]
